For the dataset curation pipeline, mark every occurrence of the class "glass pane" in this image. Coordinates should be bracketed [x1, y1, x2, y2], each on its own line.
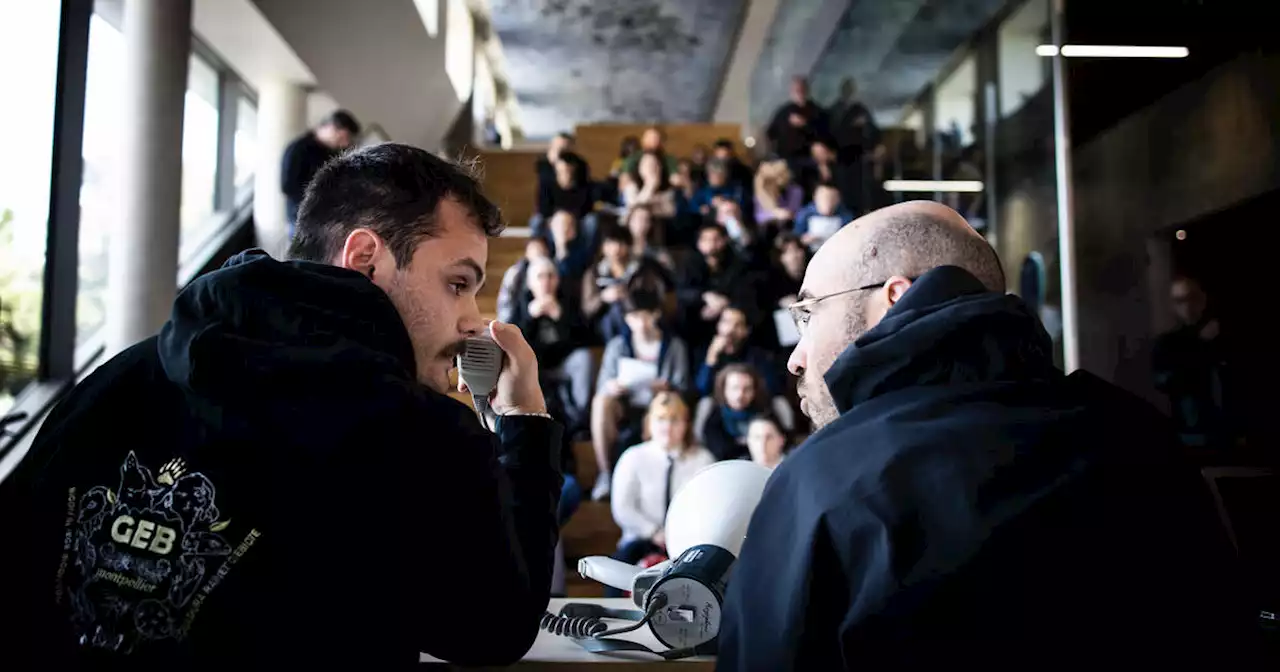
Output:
[0, 0, 63, 414]
[998, 0, 1050, 119]
[179, 53, 220, 251]
[234, 96, 257, 190]
[933, 55, 987, 234]
[991, 0, 1063, 362]
[77, 13, 125, 350]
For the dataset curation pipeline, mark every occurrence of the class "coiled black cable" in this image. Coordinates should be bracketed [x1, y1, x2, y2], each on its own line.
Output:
[540, 610, 608, 638]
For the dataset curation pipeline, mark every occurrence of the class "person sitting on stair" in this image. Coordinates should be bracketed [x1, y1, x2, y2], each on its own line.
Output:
[589, 290, 690, 500]
[606, 393, 713, 596]
[513, 256, 594, 437]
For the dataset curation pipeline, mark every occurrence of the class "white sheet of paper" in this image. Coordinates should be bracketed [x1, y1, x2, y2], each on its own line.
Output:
[617, 357, 659, 407]
[723, 216, 745, 242]
[806, 215, 844, 242]
[773, 308, 801, 347]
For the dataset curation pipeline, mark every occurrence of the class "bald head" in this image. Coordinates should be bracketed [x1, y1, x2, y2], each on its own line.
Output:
[791, 202, 1005, 428]
[820, 200, 1004, 292]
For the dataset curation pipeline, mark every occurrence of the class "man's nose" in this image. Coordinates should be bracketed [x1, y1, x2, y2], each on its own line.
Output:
[787, 341, 807, 377]
[459, 296, 485, 337]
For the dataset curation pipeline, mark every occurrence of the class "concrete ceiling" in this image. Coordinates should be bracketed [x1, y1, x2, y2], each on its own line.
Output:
[488, 0, 748, 139]
[807, 0, 1009, 123]
[101, 0, 317, 92]
[252, 0, 461, 150]
[747, 0, 852, 132]
[192, 0, 315, 92]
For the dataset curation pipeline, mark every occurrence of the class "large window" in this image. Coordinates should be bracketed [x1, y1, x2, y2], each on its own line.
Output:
[445, 0, 474, 102]
[0, 1, 63, 415]
[934, 54, 978, 149]
[998, 0, 1050, 119]
[4, 2, 264, 455]
[77, 12, 124, 350]
[234, 96, 258, 191]
[180, 53, 221, 251]
[77, 16, 256, 350]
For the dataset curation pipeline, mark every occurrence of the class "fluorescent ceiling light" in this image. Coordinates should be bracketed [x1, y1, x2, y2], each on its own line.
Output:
[1036, 45, 1189, 58]
[883, 180, 984, 193]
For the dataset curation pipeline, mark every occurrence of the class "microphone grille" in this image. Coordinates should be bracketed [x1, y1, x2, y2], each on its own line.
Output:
[457, 336, 504, 398]
[460, 337, 501, 368]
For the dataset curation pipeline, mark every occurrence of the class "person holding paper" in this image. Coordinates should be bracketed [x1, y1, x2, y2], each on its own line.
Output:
[760, 235, 810, 349]
[793, 182, 853, 250]
[589, 290, 690, 500]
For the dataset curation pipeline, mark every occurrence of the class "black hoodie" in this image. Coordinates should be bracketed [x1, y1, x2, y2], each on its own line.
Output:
[719, 266, 1251, 670]
[1, 250, 562, 668]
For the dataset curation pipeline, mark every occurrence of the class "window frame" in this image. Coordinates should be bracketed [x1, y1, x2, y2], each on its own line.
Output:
[3, 0, 261, 461]
[2, 0, 94, 459]
[177, 36, 256, 270]
[232, 85, 259, 198]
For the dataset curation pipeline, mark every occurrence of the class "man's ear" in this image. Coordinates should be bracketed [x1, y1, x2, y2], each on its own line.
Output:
[338, 228, 384, 282]
[884, 275, 915, 307]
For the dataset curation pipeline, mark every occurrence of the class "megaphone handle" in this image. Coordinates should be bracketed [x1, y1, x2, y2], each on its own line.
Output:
[577, 556, 642, 592]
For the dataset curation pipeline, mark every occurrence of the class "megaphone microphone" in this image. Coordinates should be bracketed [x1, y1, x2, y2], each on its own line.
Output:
[456, 333, 504, 428]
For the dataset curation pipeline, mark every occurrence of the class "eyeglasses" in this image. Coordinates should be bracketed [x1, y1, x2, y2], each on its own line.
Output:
[786, 278, 915, 335]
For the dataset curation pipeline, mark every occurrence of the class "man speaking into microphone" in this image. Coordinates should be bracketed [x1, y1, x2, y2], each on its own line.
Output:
[3, 144, 562, 667]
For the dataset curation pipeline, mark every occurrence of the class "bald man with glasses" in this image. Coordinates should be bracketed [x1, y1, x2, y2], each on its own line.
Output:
[717, 202, 1251, 670]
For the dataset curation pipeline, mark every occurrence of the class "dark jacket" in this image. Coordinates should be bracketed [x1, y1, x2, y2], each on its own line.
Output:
[513, 291, 590, 369]
[766, 100, 828, 161]
[1, 250, 562, 668]
[720, 266, 1249, 670]
[676, 253, 755, 349]
[280, 132, 336, 208]
[695, 344, 780, 398]
[702, 404, 753, 462]
[1151, 325, 1240, 449]
[539, 184, 595, 220]
[536, 153, 590, 219]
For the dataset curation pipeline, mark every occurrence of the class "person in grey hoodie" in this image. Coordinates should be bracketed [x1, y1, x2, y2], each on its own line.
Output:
[588, 289, 689, 500]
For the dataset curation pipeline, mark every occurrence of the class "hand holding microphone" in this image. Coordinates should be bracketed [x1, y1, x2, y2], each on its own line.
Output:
[457, 321, 547, 422]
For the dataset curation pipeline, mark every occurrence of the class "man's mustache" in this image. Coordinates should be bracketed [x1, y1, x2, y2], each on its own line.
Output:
[443, 340, 468, 359]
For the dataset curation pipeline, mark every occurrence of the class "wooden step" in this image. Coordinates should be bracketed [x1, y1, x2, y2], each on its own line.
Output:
[565, 572, 607, 598]
[572, 440, 598, 490]
[561, 501, 620, 561]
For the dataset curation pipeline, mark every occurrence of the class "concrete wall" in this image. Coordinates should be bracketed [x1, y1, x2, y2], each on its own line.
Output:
[252, 0, 462, 150]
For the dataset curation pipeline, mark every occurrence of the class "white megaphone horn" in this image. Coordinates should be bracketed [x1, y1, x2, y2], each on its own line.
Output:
[577, 460, 772, 654]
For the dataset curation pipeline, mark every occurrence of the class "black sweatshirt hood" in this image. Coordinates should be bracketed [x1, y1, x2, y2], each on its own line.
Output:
[158, 249, 416, 399]
[824, 265, 1059, 413]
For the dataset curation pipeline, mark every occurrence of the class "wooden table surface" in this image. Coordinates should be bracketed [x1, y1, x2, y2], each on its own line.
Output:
[420, 598, 716, 670]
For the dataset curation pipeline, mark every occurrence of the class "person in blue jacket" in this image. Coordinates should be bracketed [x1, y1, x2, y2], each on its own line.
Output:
[792, 181, 853, 250]
[718, 201, 1253, 670]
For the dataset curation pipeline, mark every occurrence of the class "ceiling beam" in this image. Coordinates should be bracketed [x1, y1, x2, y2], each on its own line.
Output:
[744, 0, 852, 130]
[712, 0, 782, 129]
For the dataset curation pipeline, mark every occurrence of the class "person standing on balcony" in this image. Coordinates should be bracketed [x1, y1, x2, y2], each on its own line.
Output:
[281, 109, 360, 236]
